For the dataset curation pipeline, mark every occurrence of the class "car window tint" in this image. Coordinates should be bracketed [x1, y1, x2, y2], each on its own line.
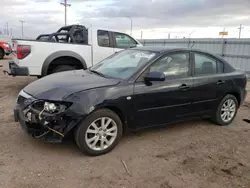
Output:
[194, 53, 217, 75]
[114, 32, 137, 48]
[149, 53, 189, 79]
[97, 30, 111, 47]
[217, 61, 224, 73]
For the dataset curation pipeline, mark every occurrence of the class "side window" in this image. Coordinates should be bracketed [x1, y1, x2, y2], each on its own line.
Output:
[194, 53, 217, 75]
[114, 32, 137, 48]
[97, 30, 111, 47]
[149, 53, 190, 79]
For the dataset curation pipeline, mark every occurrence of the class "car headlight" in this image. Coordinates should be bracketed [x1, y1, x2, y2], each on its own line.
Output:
[43, 101, 72, 113]
[30, 100, 72, 114]
[44, 102, 59, 113]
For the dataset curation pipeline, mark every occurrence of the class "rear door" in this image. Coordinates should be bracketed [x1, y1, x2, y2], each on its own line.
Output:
[112, 32, 139, 53]
[92, 29, 115, 65]
[191, 52, 229, 114]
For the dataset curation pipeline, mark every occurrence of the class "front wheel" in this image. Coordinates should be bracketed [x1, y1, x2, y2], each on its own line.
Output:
[75, 109, 123, 156]
[213, 94, 238, 126]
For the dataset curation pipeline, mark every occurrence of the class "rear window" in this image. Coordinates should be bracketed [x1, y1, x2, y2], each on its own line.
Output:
[97, 30, 111, 47]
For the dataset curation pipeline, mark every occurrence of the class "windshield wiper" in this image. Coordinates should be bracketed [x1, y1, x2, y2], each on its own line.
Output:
[89, 70, 106, 78]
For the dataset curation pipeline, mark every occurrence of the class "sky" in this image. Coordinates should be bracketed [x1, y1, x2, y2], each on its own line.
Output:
[1, 0, 250, 39]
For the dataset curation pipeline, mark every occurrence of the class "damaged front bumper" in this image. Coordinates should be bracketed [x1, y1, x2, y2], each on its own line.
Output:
[14, 96, 81, 143]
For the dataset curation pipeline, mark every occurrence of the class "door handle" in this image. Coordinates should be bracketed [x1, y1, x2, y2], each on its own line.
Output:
[179, 84, 191, 90]
[217, 80, 225, 85]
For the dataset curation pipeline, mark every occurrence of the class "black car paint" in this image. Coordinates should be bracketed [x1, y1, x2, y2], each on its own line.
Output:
[23, 70, 120, 100]
[15, 47, 247, 142]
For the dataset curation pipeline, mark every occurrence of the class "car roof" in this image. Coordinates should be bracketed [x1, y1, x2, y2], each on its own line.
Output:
[132, 46, 212, 54]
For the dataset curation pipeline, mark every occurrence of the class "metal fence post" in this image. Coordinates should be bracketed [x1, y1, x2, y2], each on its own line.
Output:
[221, 39, 225, 57]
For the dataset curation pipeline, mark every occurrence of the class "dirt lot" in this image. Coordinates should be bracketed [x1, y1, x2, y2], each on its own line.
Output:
[0, 57, 250, 188]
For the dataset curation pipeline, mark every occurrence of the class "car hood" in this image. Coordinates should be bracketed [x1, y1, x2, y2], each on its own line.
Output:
[23, 70, 120, 100]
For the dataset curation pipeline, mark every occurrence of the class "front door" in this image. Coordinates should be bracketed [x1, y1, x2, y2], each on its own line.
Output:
[133, 52, 194, 128]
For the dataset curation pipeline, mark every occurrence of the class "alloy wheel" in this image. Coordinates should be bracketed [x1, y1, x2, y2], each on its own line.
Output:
[85, 117, 118, 151]
[220, 99, 236, 122]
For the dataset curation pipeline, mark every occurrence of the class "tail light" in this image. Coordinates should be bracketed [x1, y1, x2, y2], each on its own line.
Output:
[17, 45, 31, 59]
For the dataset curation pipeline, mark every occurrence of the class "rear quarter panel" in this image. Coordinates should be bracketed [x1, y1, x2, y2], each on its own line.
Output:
[217, 71, 247, 106]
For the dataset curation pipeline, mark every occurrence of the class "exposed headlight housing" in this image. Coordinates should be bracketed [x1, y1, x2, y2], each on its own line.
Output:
[44, 102, 59, 113]
[30, 100, 72, 114]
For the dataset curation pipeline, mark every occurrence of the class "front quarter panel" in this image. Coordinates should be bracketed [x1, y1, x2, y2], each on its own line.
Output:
[65, 83, 135, 126]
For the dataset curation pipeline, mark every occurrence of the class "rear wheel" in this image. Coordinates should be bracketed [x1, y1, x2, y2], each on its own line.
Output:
[52, 65, 76, 73]
[213, 94, 238, 126]
[0, 48, 4, 60]
[75, 109, 123, 156]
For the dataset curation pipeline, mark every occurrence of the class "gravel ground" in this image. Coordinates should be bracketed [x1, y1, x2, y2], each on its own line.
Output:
[0, 57, 250, 188]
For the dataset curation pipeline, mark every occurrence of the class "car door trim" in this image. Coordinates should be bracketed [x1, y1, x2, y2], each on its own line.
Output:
[138, 102, 192, 112]
[192, 98, 218, 104]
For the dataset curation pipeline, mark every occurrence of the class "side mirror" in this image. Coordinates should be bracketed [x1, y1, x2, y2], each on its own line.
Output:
[144, 72, 165, 82]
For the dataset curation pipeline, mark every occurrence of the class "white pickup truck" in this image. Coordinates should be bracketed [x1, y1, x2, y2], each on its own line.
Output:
[6, 25, 142, 77]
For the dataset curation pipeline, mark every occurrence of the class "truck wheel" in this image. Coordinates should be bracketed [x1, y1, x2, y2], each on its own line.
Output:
[0, 48, 4, 60]
[75, 109, 123, 156]
[52, 65, 76, 73]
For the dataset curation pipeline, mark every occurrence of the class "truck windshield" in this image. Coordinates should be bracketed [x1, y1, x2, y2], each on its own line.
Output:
[90, 50, 156, 79]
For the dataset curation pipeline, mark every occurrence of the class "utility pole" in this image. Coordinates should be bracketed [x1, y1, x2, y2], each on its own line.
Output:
[19, 20, 25, 38]
[60, 0, 71, 26]
[141, 31, 143, 39]
[126, 16, 133, 35]
[222, 28, 225, 39]
[238, 24, 244, 39]
[168, 33, 170, 39]
[6, 22, 9, 36]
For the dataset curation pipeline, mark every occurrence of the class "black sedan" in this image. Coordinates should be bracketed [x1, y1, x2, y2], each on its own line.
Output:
[14, 47, 247, 156]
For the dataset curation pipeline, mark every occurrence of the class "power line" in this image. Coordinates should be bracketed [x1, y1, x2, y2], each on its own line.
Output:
[238, 24, 244, 39]
[60, 0, 71, 26]
[19, 20, 25, 38]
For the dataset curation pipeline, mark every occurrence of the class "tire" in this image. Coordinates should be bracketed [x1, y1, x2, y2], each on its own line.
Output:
[75, 109, 123, 156]
[213, 94, 238, 126]
[52, 65, 76, 73]
[0, 48, 4, 60]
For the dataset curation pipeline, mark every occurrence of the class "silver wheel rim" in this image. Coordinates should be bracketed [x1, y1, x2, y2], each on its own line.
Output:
[220, 99, 236, 122]
[85, 117, 118, 151]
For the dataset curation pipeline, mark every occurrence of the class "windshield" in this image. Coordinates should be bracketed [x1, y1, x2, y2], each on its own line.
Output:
[90, 50, 156, 79]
